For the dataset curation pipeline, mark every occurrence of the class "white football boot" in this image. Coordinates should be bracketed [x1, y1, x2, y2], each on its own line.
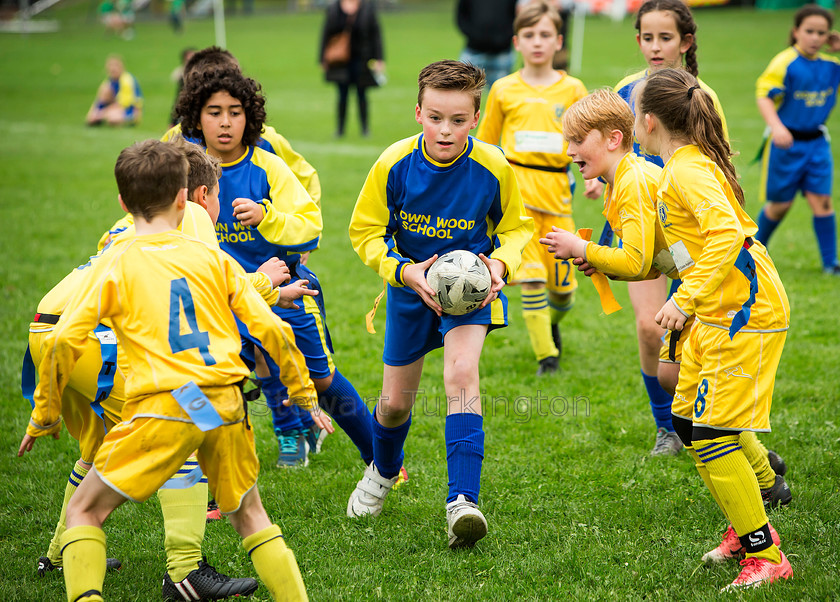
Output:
[347, 462, 400, 518]
[446, 494, 488, 549]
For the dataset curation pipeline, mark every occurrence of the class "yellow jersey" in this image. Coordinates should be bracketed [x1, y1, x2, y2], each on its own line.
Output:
[477, 70, 587, 215]
[30, 230, 316, 436]
[584, 153, 669, 280]
[657, 145, 790, 331]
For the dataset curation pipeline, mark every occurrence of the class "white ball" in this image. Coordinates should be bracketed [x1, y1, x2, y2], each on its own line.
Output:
[426, 250, 492, 315]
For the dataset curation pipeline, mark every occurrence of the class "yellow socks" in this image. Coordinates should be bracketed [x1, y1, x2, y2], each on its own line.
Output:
[548, 290, 574, 325]
[739, 431, 776, 489]
[243, 524, 308, 602]
[60, 525, 106, 602]
[694, 436, 780, 563]
[158, 479, 208, 582]
[47, 460, 90, 565]
[686, 446, 729, 523]
[522, 289, 557, 361]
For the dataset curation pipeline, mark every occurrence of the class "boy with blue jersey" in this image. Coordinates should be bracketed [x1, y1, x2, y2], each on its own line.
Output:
[176, 68, 378, 472]
[754, 4, 840, 274]
[19, 139, 324, 602]
[348, 60, 532, 548]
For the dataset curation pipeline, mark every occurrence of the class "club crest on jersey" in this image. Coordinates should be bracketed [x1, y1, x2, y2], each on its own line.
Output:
[554, 104, 566, 121]
[658, 201, 672, 228]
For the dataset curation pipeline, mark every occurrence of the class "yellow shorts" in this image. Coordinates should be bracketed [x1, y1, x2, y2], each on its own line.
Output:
[29, 329, 124, 462]
[513, 210, 578, 294]
[671, 322, 786, 432]
[95, 385, 258, 513]
[658, 316, 695, 365]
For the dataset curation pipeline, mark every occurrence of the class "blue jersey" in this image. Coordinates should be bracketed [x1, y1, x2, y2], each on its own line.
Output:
[349, 134, 532, 286]
[757, 46, 840, 132]
[216, 146, 321, 273]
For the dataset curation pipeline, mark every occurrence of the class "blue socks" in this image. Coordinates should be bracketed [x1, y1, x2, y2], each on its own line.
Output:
[642, 370, 674, 431]
[755, 209, 780, 246]
[319, 371, 374, 464]
[261, 377, 303, 433]
[814, 214, 838, 269]
[372, 411, 411, 479]
[445, 413, 484, 504]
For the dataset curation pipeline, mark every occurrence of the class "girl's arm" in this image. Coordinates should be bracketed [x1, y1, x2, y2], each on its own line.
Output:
[757, 96, 793, 149]
[476, 84, 503, 145]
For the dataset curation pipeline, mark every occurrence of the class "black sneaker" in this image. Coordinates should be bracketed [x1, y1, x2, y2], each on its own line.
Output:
[536, 356, 559, 376]
[767, 449, 787, 477]
[823, 264, 840, 275]
[551, 323, 562, 360]
[38, 556, 121, 577]
[761, 474, 792, 509]
[162, 558, 258, 601]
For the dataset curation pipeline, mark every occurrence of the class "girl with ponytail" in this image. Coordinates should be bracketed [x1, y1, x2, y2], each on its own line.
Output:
[635, 67, 793, 593]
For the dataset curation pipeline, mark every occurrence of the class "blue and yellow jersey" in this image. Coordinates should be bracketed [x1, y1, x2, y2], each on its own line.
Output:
[615, 70, 729, 166]
[162, 123, 322, 207]
[477, 71, 587, 214]
[30, 230, 316, 435]
[97, 203, 277, 304]
[756, 46, 840, 131]
[110, 71, 143, 111]
[349, 134, 533, 287]
[657, 145, 789, 330]
[584, 153, 667, 280]
[216, 146, 322, 273]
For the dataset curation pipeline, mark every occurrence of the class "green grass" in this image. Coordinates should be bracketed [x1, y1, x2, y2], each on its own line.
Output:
[1, 2, 839, 600]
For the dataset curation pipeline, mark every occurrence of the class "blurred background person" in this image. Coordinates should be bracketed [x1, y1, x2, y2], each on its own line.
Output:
[320, 0, 385, 138]
[85, 54, 143, 127]
[456, 0, 518, 89]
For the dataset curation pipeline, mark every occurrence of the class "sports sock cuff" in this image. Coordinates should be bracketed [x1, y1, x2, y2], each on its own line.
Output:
[60, 525, 106, 555]
[243, 524, 285, 557]
[445, 412, 484, 440]
[522, 290, 549, 311]
[694, 436, 741, 464]
[739, 523, 774, 554]
[70, 461, 91, 488]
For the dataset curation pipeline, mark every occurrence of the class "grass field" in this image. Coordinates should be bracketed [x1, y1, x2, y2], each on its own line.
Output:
[1, 1, 839, 600]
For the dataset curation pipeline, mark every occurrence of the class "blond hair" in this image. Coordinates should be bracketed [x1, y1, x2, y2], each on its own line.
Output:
[514, 0, 563, 35]
[563, 89, 634, 152]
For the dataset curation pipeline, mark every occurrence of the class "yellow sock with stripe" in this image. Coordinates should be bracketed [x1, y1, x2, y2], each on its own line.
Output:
[685, 446, 730, 523]
[59, 525, 106, 602]
[522, 289, 557, 361]
[739, 431, 776, 489]
[694, 436, 781, 563]
[243, 524, 308, 602]
[158, 478, 207, 582]
[548, 290, 574, 325]
[47, 460, 90, 565]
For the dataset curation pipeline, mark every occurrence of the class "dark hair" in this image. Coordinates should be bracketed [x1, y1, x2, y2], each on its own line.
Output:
[183, 46, 240, 83]
[635, 0, 698, 77]
[115, 140, 188, 221]
[789, 4, 833, 46]
[514, 0, 562, 35]
[638, 68, 743, 206]
[418, 60, 485, 113]
[176, 69, 266, 148]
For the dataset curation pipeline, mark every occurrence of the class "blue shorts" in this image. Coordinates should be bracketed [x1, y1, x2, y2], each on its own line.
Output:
[382, 284, 507, 366]
[762, 134, 832, 202]
[239, 264, 334, 380]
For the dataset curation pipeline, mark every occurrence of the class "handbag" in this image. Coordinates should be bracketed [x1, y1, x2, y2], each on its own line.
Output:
[323, 30, 351, 67]
[323, 11, 356, 67]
